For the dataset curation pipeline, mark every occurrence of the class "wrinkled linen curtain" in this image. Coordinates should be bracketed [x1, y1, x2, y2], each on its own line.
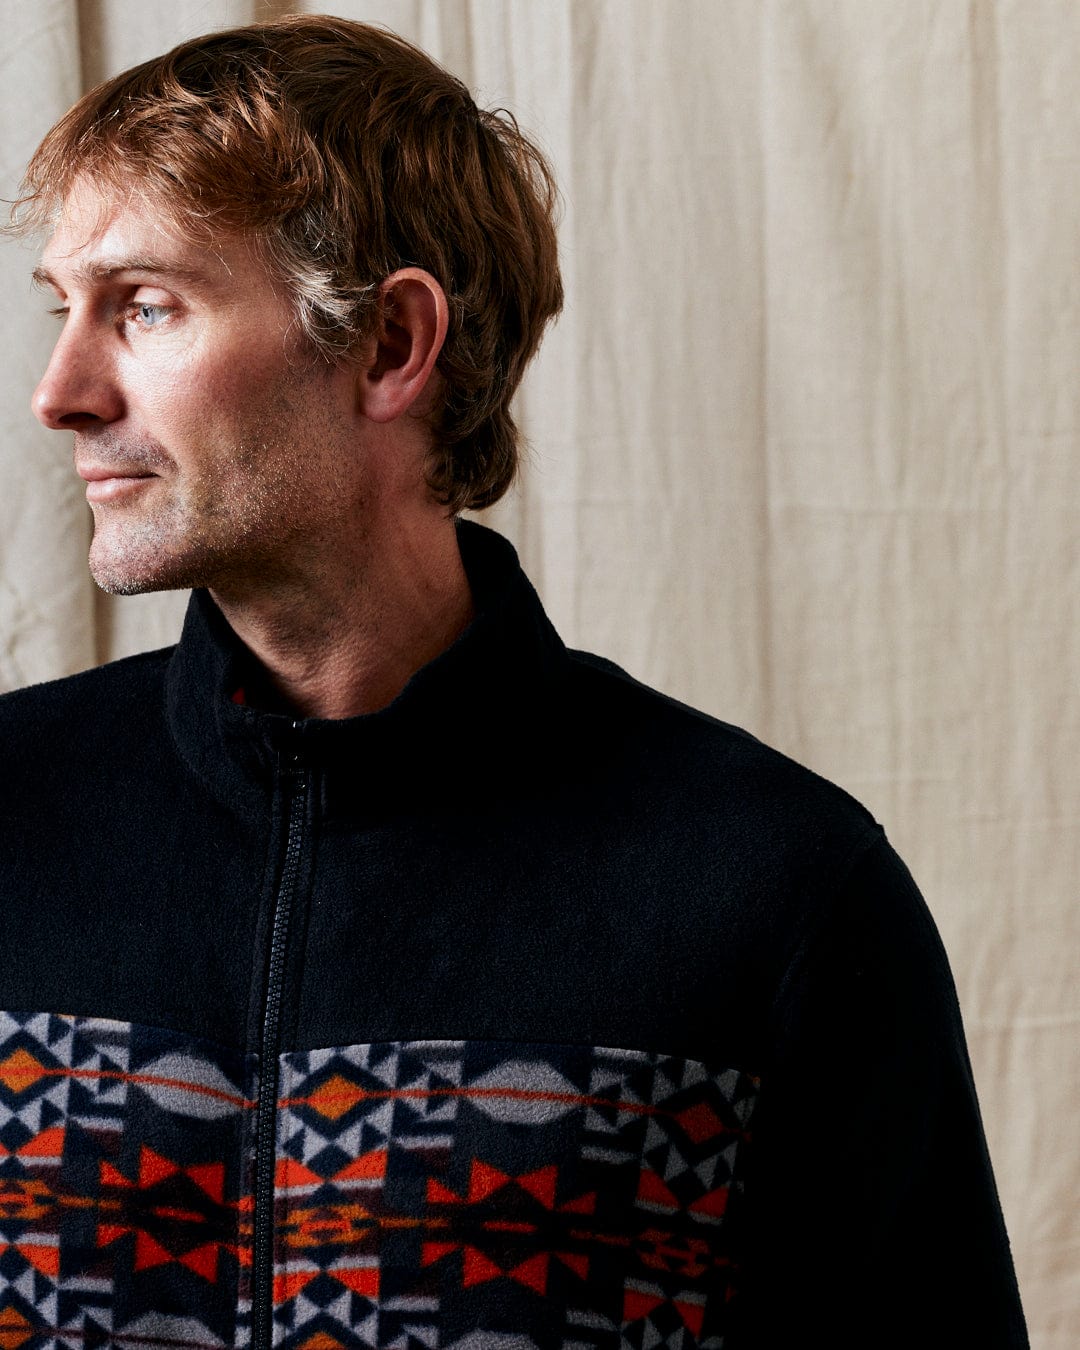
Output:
[1, 1, 1077, 1341]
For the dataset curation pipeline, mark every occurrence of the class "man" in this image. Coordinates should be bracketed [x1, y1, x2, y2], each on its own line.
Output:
[1, 15, 1026, 1349]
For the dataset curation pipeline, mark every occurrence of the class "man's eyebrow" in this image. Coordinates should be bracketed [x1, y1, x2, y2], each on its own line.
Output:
[31, 257, 217, 292]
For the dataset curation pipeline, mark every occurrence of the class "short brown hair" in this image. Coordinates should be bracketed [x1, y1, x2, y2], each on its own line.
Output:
[14, 15, 563, 513]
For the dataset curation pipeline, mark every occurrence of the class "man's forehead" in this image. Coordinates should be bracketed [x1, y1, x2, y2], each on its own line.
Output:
[37, 179, 251, 289]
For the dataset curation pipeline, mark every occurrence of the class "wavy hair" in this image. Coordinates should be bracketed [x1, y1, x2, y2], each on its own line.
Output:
[13, 15, 564, 512]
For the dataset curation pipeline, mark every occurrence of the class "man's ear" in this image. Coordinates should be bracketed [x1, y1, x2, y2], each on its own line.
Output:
[356, 267, 449, 423]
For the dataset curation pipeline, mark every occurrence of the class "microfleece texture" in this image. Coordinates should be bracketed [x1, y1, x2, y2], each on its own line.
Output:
[0, 521, 1027, 1347]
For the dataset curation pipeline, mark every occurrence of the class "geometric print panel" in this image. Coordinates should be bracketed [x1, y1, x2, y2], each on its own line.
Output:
[273, 1041, 760, 1349]
[0, 1012, 254, 1350]
[1, 1019, 760, 1349]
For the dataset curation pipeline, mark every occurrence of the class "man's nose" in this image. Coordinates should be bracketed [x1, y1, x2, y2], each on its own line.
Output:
[32, 322, 124, 429]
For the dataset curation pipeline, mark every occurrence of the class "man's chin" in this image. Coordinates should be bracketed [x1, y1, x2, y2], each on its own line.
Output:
[89, 546, 199, 596]
[91, 572, 166, 597]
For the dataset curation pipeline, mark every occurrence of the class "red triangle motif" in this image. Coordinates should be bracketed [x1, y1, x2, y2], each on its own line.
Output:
[636, 1170, 680, 1209]
[334, 1149, 386, 1181]
[139, 1147, 180, 1189]
[178, 1243, 219, 1282]
[688, 1186, 729, 1218]
[426, 1177, 461, 1205]
[100, 1162, 132, 1188]
[96, 1224, 130, 1248]
[555, 1251, 589, 1280]
[274, 1269, 319, 1303]
[675, 1300, 705, 1337]
[421, 1241, 457, 1266]
[516, 1165, 558, 1208]
[508, 1253, 548, 1294]
[559, 1190, 596, 1215]
[623, 1289, 666, 1323]
[186, 1163, 225, 1203]
[276, 1158, 322, 1188]
[333, 1266, 380, 1297]
[134, 1231, 175, 1271]
[17, 1243, 60, 1276]
[467, 1160, 510, 1203]
[462, 1246, 503, 1287]
[17, 1127, 65, 1158]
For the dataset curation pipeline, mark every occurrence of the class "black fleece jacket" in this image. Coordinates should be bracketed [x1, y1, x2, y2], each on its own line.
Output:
[0, 522, 1027, 1348]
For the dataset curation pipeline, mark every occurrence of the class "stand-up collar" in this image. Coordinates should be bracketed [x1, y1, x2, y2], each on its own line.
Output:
[165, 521, 569, 810]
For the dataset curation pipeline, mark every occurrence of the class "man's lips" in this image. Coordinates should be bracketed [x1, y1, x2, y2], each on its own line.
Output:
[77, 465, 158, 504]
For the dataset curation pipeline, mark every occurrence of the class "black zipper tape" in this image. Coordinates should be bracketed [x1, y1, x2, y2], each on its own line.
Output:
[251, 751, 308, 1349]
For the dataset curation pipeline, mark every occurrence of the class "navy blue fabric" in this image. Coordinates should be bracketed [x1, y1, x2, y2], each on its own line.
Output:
[0, 521, 1028, 1345]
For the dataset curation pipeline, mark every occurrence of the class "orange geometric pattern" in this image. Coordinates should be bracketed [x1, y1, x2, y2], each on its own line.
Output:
[1, 1018, 759, 1347]
[0, 1306, 33, 1350]
[0, 1010, 252, 1347]
[269, 1039, 759, 1346]
[0, 1050, 49, 1096]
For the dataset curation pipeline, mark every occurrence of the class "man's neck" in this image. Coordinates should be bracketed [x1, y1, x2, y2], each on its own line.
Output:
[210, 514, 475, 720]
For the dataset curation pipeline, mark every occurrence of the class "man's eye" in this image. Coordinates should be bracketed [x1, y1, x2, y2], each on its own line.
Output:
[131, 303, 171, 327]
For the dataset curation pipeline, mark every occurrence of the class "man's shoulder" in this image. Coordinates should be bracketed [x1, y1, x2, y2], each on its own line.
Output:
[0, 646, 175, 761]
[562, 646, 880, 859]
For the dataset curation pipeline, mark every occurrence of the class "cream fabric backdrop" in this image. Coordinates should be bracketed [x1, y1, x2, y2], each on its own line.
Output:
[1, 0, 1076, 1341]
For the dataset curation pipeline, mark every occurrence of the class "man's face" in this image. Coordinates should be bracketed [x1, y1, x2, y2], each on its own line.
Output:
[32, 180, 363, 596]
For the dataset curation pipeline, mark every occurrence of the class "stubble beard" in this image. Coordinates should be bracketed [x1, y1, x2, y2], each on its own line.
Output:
[81, 366, 335, 597]
[89, 468, 304, 597]
[86, 434, 311, 597]
[81, 354, 363, 600]
[88, 432, 356, 602]
[89, 490, 228, 596]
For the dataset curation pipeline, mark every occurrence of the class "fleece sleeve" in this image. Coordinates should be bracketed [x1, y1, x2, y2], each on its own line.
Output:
[728, 828, 1029, 1347]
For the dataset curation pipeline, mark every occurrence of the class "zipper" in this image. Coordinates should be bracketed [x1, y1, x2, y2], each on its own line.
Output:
[252, 732, 308, 1350]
